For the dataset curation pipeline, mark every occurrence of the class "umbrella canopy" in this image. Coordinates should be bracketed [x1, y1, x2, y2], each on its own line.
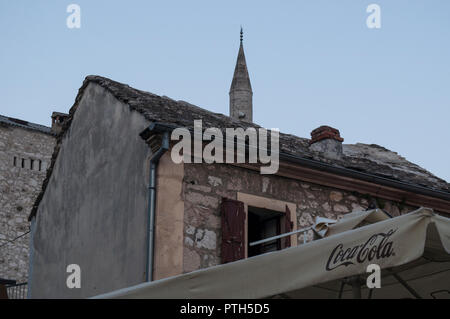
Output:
[94, 207, 450, 299]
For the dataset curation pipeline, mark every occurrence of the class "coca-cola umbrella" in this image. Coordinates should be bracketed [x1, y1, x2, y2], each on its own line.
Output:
[94, 207, 450, 299]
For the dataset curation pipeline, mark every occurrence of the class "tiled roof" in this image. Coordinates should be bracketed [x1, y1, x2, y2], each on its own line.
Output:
[0, 114, 53, 135]
[29, 75, 450, 219]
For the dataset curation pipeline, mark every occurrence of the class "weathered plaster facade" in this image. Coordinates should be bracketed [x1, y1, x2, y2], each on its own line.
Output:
[31, 83, 152, 298]
[0, 122, 55, 283]
[154, 152, 184, 280]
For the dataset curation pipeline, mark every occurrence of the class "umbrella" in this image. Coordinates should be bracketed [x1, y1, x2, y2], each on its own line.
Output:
[94, 207, 450, 299]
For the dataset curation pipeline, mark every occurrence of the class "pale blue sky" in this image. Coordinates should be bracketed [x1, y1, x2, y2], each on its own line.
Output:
[1, 1, 449, 182]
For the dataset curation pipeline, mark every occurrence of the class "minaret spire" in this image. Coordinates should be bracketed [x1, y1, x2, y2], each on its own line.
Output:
[229, 27, 253, 122]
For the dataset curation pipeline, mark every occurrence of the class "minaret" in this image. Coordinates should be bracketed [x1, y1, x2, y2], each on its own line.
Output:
[229, 27, 253, 122]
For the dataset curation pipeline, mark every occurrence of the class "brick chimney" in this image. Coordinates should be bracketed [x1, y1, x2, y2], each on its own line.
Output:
[51, 112, 69, 134]
[309, 125, 344, 160]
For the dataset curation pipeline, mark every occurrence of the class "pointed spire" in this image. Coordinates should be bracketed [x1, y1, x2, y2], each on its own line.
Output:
[229, 27, 253, 122]
[230, 41, 251, 92]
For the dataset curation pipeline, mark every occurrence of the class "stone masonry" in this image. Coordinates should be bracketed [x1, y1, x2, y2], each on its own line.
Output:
[181, 162, 417, 273]
[0, 121, 55, 283]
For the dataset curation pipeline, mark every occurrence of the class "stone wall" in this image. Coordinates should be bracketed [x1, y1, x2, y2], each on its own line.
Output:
[181, 163, 418, 273]
[0, 124, 55, 283]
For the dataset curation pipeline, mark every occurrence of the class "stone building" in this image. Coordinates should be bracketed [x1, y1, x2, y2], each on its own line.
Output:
[0, 114, 59, 283]
[29, 34, 450, 298]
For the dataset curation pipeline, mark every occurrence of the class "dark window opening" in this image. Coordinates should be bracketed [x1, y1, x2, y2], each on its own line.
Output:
[30, 159, 34, 170]
[21, 158, 25, 168]
[248, 206, 284, 257]
[38, 160, 42, 171]
[13, 157, 17, 167]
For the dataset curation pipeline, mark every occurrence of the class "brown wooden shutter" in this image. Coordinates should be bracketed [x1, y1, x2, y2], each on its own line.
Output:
[221, 198, 246, 263]
[282, 205, 293, 249]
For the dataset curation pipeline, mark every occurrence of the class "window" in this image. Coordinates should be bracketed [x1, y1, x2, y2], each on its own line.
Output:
[221, 193, 296, 264]
[11, 156, 44, 171]
[248, 207, 283, 257]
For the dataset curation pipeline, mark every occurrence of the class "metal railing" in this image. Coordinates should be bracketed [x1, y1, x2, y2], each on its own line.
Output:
[249, 225, 313, 247]
[6, 282, 28, 299]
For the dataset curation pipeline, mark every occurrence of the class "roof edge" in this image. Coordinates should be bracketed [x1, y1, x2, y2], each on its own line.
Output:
[142, 121, 450, 202]
[0, 114, 54, 136]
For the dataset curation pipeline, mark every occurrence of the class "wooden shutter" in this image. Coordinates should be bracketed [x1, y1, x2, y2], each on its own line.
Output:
[282, 205, 293, 249]
[221, 198, 246, 263]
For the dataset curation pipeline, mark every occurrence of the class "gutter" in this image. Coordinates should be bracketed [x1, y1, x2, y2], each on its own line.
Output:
[139, 123, 172, 282]
[279, 153, 450, 202]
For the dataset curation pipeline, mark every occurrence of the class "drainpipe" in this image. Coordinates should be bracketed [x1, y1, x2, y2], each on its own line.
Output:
[27, 216, 36, 298]
[141, 126, 170, 282]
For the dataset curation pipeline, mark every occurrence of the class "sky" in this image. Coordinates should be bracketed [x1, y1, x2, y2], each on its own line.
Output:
[1, 0, 449, 182]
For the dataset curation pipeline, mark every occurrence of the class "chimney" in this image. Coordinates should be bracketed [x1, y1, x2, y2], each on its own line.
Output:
[309, 125, 344, 160]
[51, 112, 69, 134]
